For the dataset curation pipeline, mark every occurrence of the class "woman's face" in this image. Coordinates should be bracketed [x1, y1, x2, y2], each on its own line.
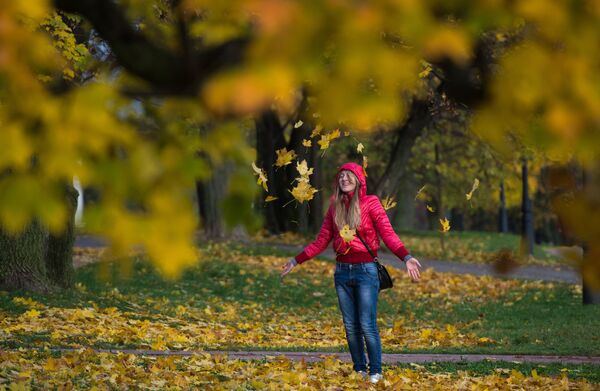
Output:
[338, 170, 357, 193]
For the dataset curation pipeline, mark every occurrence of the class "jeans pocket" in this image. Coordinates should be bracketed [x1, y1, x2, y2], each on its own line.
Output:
[364, 263, 379, 280]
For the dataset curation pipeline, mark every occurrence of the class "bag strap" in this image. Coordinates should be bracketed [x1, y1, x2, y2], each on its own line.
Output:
[355, 230, 378, 262]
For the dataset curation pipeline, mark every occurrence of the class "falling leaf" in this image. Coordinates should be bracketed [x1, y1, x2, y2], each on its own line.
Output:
[294, 120, 303, 128]
[466, 178, 480, 201]
[439, 217, 450, 233]
[344, 131, 350, 137]
[415, 185, 427, 200]
[289, 181, 318, 203]
[265, 196, 278, 202]
[317, 135, 330, 150]
[328, 129, 341, 140]
[339, 224, 356, 243]
[426, 205, 435, 213]
[296, 160, 314, 179]
[356, 143, 364, 153]
[381, 196, 397, 210]
[310, 125, 322, 138]
[251, 162, 268, 191]
[302, 139, 312, 147]
[274, 148, 297, 167]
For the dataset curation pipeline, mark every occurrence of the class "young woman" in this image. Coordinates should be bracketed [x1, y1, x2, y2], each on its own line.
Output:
[281, 162, 421, 384]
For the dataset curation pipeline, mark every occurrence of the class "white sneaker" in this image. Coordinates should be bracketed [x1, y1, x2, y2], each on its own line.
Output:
[369, 373, 383, 384]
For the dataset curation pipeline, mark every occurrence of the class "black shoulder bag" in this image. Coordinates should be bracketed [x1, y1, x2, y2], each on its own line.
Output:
[355, 231, 393, 291]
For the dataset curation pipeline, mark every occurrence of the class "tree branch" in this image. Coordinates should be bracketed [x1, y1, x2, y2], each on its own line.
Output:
[54, 0, 249, 94]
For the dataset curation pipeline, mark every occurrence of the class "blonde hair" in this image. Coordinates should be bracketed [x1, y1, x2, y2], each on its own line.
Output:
[334, 170, 362, 230]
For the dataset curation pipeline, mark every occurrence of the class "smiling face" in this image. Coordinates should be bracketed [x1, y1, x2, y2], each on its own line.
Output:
[338, 170, 357, 194]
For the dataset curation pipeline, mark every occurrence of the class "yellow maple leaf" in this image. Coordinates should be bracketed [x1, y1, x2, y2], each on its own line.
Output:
[265, 195, 278, 202]
[381, 195, 397, 210]
[466, 178, 480, 201]
[310, 125, 322, 138]
[296, 159, 314, 178]
[356, 143, 364, 153]
[317, 135, 330, 150]
[294, 120, 303, 128]
[251, 162, 268, 192]
[339, 224, 356, 243]
[289, 181, 318, 203]
[274, 148, 297, 167]
[426, 205, 435, 213]
[439, 217, 450, 233]
[302, 139, 312, 147]
[328, 129, 341, 140]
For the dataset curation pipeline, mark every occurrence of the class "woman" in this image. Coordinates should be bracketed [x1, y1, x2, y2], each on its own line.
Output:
[281, 162, 422, 384]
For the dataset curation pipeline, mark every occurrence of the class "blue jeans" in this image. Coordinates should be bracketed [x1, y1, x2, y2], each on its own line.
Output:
[334, 262, 382, 375]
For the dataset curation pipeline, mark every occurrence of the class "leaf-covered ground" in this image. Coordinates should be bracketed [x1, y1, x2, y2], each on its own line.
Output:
[1, 243, 599, 388]
[2, 243, 599, 354]
[1, 349, 598, 390]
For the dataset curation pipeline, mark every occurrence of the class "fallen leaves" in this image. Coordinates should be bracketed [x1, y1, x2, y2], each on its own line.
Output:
[0, 350, 592, 390]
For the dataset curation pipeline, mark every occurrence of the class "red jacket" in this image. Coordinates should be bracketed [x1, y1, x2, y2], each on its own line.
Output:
[295, 162, 410, 264]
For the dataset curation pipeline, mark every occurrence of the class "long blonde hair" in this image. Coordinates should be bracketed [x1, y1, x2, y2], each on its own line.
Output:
[334, 170, 361, 230]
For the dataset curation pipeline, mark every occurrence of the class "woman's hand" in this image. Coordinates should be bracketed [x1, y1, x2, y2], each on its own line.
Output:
[406, 258, 421, 281]
[280, 258, 296, 278]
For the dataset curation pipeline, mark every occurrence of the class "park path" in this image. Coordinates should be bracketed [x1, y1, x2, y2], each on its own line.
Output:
[74, 235, 580, 284]
[31, 348, 600, 365]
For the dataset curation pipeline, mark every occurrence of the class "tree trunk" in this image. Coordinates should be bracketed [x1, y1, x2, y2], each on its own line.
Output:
[196, 162, 232, 239]
[498, 179, 509, 233]
[434, 143, 445, 252]
[521, 158, 534, 256]
[0, 221, 50, 293]
[255, 110, 288, 234]
[375, 99, 431, 199]
[46, 185, 78, 289]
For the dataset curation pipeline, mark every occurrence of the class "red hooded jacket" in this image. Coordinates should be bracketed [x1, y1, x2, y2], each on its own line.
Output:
[294, 162, 411, 264]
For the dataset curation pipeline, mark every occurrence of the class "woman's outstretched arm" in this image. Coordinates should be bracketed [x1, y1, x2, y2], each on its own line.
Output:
[281, 206, 334, 277]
